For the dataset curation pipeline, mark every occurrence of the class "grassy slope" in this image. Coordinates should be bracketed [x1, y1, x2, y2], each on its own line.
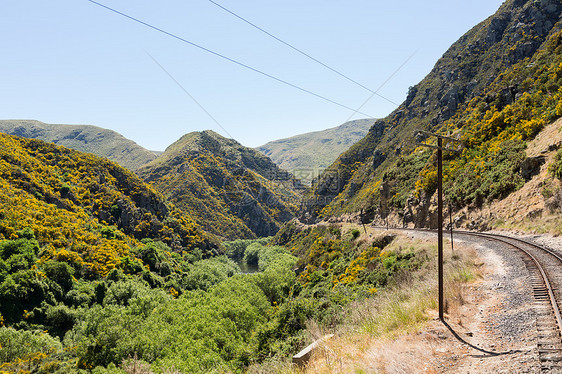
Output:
[256, 119, 374, 181]
[0, 120, 157, 170]
[137, 130, 301, 240]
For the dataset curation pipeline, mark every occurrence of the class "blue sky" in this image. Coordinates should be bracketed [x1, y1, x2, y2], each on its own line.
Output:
[2, 0, 505, 151]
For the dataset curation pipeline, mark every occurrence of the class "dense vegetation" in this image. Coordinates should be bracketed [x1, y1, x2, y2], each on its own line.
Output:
[0, 131, 430, 373]
[305, 0, 562, 225]
[0, 230, 286, 373]
[0, 133, 219, 275]
[138, 130, 302, 240]
[0, 120, 157, 171]
[0, 218, 430, 373]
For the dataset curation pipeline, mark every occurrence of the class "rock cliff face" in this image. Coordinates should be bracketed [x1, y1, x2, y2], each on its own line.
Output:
[304, 0, 562, 226]
[137, 130, 301, 239]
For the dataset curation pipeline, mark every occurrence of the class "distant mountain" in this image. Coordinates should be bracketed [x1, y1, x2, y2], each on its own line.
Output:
[0, 120, 157, 170]
[137, 130, 301, 239]
[257, 119, 374, 182]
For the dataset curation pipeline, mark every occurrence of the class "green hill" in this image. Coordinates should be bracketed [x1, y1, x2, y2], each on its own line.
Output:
[0, 120, 157, 170]
[137, 130, 302, 239]
[256, 119, 374, 183]
[0, 132, 218, 275]
[305, 0, 562, 226]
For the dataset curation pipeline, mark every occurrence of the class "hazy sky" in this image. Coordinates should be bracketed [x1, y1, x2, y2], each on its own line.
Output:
[2, 0, 505, 151]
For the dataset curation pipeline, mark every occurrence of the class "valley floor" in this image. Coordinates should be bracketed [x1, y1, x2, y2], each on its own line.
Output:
[300, 229, 560, 373]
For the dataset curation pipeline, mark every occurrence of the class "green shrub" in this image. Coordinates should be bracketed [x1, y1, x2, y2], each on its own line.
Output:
[0, 326, 62, 367]
[182, 256, 240, 291]
[243, 242, 262, 265]
[550, 149, 562, 179]
[43, 260, 75, 292]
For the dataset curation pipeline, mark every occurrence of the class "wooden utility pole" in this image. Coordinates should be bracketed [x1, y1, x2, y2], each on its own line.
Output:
[449, 203, 454, 254]
[415, 130, 462, 321]
[437, 137, 444, 320]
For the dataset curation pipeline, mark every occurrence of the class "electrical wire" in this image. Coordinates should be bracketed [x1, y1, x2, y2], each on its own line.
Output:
[345, 51, 416, 122]
[146, 52, 234, 140]
[86, 0, 374, 117]
[206, 0, 399, 107]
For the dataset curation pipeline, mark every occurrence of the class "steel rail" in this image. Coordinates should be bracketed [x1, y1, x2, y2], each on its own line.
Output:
[378, 226, 562, 339]
[380, 226, 562, 369]
[461, 231, 562, 338]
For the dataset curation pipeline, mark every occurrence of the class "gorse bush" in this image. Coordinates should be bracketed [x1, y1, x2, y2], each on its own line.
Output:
[0, 133, 219, 282]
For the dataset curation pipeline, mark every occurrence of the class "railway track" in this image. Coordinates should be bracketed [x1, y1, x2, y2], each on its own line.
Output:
[455, 231, 562, 372]
[375, 226, 562, 370]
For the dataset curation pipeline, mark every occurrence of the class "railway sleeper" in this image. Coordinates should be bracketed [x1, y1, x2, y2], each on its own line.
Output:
[538, 334, 561, 341]
[539, 355, 562, 362]
[539, 344, 562, 350]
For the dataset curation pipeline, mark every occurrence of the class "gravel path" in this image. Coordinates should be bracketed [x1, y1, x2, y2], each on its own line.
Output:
[405, 229, 541, 373]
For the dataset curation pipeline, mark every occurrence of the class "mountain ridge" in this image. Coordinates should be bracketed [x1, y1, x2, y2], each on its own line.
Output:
[304, 0, 562, 227]
[256, 119, 374, 182]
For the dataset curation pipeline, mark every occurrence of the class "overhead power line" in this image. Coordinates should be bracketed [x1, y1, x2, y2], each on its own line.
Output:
[206, 0, 399, 107]
[146, 52, 234, 139]
[86, 0, 374, 117]
[345, 51, 416, 122]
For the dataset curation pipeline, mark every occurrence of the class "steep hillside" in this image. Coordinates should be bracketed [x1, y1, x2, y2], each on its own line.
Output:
[0, 120, 157, 170]
[137, 130, 301, 239]
[256, 118, 374, 182]
[0, 132, 218, 277]
[305, 0, 562, 228]
[451, 117, 562, 233]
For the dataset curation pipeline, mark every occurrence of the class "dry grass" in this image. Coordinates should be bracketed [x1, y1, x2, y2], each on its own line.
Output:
[246, 359, 295, 374]
[297, 232, 480, 374]
[494, 212, 562, 236]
